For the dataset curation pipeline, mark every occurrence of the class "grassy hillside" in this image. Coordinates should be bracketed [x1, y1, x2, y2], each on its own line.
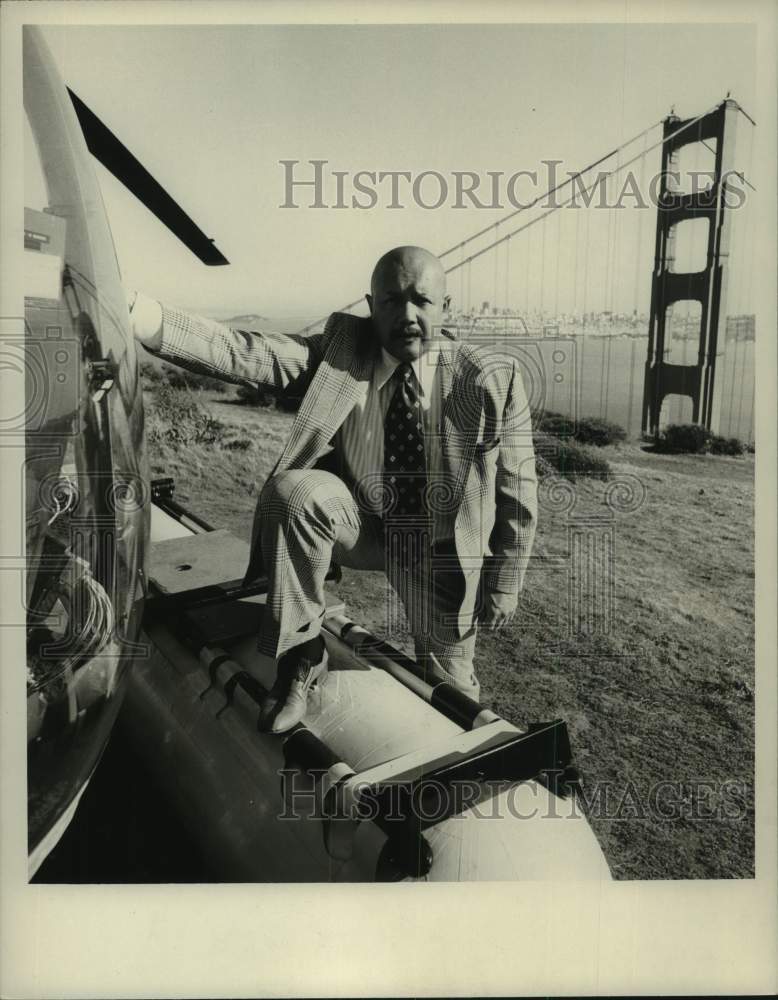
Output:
[146, 386, 755, 881]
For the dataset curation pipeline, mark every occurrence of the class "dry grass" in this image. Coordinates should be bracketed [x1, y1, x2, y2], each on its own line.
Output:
[148, 388, 755, 880]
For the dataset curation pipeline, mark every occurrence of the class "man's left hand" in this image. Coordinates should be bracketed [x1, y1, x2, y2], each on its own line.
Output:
[479, 591, 518, 630]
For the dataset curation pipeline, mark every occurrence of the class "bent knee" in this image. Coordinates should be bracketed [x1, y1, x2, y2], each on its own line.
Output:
[259, 469, 346, 522]
[261, 469, 312, 505]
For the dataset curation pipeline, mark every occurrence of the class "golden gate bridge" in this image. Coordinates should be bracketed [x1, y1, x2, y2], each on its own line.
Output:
[297, 98, 757, 445]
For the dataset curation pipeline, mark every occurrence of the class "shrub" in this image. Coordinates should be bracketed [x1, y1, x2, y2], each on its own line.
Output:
[533, 431, 611, 481]
[232, 382, 302, 411]
[275, 393, 303, 413]
[658, 423, 745, 456]
[533, 410, 576, 438]
[709, 435, 745, 456]
[140, 360, 164, 388]
[224, 437, 253, 451]
[574, 416, 627, 447]
[659, 423, 711, 454]
[147, 384, 225, 447]
[236, 383, 274, 407]
[162, 364, 226, 393]
[534, 453, 558, 479]
[140, 359, 226, 394]
[533, 410, 627, 447]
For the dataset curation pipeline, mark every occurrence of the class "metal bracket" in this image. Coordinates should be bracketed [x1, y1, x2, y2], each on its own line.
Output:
[151, 477, 175, 503]
[88, 358, 116, 401]
[283, 718, 579, 879]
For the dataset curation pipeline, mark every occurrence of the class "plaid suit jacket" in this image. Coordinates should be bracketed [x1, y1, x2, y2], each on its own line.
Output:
[156, 307, 537, 620]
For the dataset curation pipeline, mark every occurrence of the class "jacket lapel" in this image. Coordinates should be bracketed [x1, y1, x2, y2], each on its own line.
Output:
[275, 325, 484, 504]
[275, 315, 375, 473]
[438, 344, 482, 505]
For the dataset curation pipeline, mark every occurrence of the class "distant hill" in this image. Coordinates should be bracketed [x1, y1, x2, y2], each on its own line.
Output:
[220, 313, 270, 330]
[219, 314, 325, 334]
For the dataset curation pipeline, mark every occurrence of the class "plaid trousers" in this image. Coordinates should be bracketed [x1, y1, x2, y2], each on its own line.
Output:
[157, 307, 538, 611]
[257, 469, 480, 700]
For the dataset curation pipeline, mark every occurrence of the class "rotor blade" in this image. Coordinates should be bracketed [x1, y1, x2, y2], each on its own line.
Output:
[67, 88, 229, 266]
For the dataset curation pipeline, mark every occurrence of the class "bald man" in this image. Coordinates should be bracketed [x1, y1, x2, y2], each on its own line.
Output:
[129, 246, 537, 732]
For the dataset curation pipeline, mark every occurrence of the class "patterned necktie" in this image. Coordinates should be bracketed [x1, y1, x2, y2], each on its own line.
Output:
[383, 362, 429, 564]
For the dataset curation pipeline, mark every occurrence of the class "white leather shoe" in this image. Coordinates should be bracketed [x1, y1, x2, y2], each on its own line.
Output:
[258, 637, 328, 734]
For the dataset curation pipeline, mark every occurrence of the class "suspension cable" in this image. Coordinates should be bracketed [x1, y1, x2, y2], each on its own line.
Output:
[296, 98, 747, 334]
[296, 117, 665, 332]
[436, 117, 665, 263]
[444, 100, 727, 278]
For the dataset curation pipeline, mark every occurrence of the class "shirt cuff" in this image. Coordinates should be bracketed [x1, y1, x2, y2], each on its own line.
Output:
[130, 290, 163, 347]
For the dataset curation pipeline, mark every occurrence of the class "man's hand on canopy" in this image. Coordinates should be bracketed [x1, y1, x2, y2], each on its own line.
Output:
[478, 591, 518, 631]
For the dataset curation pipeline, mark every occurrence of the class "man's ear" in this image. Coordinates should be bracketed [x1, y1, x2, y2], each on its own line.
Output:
[365, 293, 373, 315]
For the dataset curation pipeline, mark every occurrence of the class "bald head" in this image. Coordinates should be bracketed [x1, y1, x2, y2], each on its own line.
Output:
[370, 245, 445, 297]
[366, 246, 447, 362]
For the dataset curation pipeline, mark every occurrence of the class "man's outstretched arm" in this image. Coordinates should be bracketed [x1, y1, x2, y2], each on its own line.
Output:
[127, 290, 324, 393]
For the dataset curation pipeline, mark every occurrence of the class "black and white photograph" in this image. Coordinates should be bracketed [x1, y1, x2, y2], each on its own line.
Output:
[1, 0, 776, 996]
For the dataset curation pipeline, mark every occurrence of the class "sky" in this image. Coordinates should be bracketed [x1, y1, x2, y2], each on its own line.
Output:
[30, 22, 757, 322]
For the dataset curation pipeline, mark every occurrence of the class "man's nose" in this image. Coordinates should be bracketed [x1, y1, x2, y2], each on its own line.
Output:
[403, 301, 420, 326]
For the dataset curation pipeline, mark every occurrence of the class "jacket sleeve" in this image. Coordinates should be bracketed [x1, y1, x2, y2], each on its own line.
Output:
[151, 305, 326, 393]
[483, 360, 538, 596]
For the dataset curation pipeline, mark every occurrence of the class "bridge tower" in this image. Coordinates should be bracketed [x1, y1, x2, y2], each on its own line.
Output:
[642, 100, 740, 437]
